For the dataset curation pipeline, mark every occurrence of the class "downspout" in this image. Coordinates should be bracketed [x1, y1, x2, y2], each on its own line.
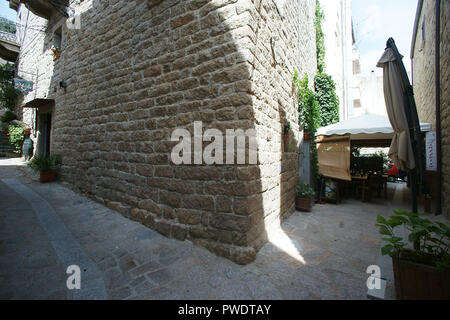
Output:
[435, 0, 442, 215]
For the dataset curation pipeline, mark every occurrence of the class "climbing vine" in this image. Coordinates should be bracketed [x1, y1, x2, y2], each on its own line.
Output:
[0, 63, 20, 111]
[315, 73, 340, 127]
[315, 0, 325, 74]
[294, 71, 321, 183]
[314, 0, 340, 127]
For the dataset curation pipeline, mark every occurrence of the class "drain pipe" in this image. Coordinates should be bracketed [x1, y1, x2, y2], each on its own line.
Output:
[435, 0, 442, 215]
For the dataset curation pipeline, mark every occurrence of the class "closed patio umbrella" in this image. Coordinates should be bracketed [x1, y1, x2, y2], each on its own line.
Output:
[377, 38, 427, 213]
[377, 47, 415, 170]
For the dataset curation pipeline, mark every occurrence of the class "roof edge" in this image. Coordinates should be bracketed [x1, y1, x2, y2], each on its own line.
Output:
[411, 0, 424, 59]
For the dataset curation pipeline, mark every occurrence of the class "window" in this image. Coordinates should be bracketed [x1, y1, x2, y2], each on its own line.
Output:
[54, 27, 62, 50]
[353, 99, 361, 109]
[420, 17, 426, 51]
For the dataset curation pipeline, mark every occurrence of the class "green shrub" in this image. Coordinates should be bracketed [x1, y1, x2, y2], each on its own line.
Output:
[376, 209, 450, 270]
[296, 183, 315, 198]
[8, 124, 24, 154]
[294, 71, 321, 183]
[314, 73, 340, 127]
[1, 109, 17, 123]
[0, 63, 20, 110]
[315, 0, 325, 73]
[27, 154, 62, 172]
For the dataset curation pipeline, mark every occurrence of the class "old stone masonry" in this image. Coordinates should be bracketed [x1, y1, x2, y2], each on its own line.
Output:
[13, 0, 317, 264]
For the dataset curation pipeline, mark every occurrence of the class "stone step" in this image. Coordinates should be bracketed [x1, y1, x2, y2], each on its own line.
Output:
[0, 132, 18, 158]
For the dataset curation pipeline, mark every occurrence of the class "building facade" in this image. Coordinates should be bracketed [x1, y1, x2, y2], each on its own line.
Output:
[411, 0, 449, 216]
[11, 0, 317, 264]
[320, 0, 359, 120]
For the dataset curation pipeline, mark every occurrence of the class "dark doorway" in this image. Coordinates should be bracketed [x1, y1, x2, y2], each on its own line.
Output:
[37, 112, 52, 156]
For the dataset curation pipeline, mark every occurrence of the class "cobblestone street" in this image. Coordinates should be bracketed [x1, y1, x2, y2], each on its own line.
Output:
[0, 158, 400, 300]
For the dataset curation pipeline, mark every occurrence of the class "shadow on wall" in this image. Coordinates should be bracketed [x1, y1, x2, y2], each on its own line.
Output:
[39, 0, 310, 265]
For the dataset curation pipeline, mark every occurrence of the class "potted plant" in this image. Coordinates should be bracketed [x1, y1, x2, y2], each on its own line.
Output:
[296, 183, 315, 211]
[27, 154, 62, 183]
[375, 209, 450, 299]
[50, 46, 61, 61]
[283, 122, 290, 152]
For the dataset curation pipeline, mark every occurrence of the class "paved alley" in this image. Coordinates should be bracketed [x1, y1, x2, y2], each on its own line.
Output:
[0, 158, 398, 300]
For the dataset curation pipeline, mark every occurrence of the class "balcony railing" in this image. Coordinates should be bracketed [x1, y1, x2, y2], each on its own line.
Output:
[8, 0, 69, 20]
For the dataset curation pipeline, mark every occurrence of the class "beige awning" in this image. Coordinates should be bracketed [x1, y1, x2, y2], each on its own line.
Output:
[317, 135, 351, 181]
[377, 48, 415, 171]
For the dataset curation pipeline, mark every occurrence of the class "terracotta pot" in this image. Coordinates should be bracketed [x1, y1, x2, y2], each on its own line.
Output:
[283, 133, 289, 152]
[40, 171, 56, 183]
[295, 196, 312, 211]
[53, 52, 61, 61]
[392, 253, 450, 299]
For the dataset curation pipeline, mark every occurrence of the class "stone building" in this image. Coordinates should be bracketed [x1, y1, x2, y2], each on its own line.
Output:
[320, 0, 359, 120]
[411, 0, 449, 216]
[10, 0, 317, 264]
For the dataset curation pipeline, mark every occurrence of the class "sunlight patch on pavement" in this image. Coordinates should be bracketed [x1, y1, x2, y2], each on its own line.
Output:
[267, 224, 306, 264]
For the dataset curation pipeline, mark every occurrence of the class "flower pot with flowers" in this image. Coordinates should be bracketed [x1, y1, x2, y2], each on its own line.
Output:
[50, 46, 61, 61]
[27, 154, 62, 183]
[296, 183, 315, 211]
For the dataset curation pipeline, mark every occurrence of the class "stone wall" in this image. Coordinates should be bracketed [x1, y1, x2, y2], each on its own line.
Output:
[412, 0, 450, 216]
[17, 0, 317, 264]
[412, 0, 436, 129]
[440, 0, 449, 216]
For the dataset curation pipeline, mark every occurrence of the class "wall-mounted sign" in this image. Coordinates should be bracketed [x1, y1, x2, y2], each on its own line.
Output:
[425, 131, 437, 172]
[14, 78, 33, 93]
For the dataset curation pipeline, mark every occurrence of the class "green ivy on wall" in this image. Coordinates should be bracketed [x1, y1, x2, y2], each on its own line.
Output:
[314, 0, 340, 127]
[315, 0, 325, 74]
[294, 71, 321, 183]
[315, 73, 340, 127]
[0, 63, 20, 111]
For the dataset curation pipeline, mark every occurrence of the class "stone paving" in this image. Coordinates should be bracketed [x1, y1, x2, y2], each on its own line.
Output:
[0, 157, 403, 300]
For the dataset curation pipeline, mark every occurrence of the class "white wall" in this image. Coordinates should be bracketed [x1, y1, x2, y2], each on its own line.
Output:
[321, 0, 358, 121]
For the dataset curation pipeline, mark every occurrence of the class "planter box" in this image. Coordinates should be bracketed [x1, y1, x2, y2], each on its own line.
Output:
[295, 196, 312, 212]
[40, 171, 56, 183]
[392, 256, 450, 300]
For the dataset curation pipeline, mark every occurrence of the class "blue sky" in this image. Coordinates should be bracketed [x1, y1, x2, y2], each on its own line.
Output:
[352, 0, 419, 75]
[0, 0, 17, 21]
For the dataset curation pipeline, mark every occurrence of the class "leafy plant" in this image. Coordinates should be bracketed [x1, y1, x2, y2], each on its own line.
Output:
[0, 17, 16, 34]
[27, 155, 62, 172]
[374, 150, 390, 172]
[376, 209, 450, 270]
[313, 1, 340, 128]
[315, 0, 325, 74]
[8, 124, 24, 154]
[296, 183, 315, 198]
[284, 122, 291, 134]
[1, 109, 17, 123]
[294, 71, 321, 183]
[315, 73, 340, 127]
[0, 63, 21, 110]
